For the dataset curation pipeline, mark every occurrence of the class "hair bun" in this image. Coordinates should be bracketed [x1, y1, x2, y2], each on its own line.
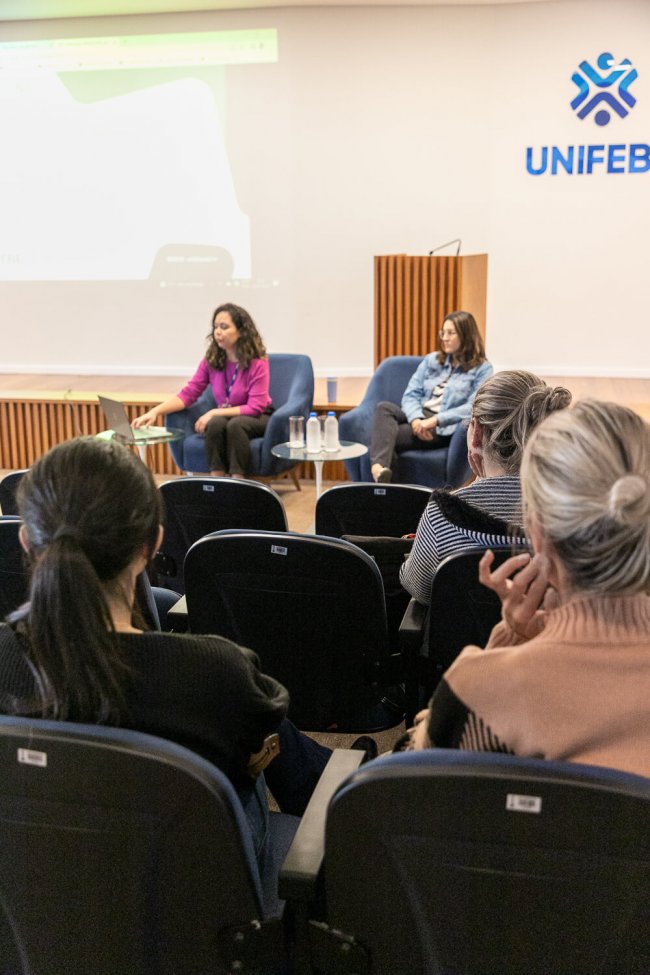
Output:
[548, 386, 572, 411]
[608, 475, 649, 524]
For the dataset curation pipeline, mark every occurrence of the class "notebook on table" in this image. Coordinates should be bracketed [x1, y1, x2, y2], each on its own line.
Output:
[97, 395, 169, 444]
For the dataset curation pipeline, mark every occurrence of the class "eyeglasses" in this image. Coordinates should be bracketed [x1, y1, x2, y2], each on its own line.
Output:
[439, 330, 457, 340]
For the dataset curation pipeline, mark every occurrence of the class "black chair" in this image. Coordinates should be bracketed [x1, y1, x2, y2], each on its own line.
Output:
[315, 483, 431, 539]
[315, 483, 430, 659]
[281, 750, 650, 975]
[183, 530, 402, 732]
[340, 535, 413, 659]
[0, 470, 27, 516]
[0, 716, 301, 974]
[400, 546, 518, 723]
[0, 517, 28, 619]
[153, 476, 288, 594]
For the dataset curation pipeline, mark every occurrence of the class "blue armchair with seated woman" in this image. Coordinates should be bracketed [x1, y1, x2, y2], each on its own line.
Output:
[339, 311, 493, 488]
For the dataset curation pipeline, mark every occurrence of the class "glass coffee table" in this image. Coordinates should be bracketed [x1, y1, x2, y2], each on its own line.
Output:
[272, 440, 367, 499]
[97, 427, 184, 465]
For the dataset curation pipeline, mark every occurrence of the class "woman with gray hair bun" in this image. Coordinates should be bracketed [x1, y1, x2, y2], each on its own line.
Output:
[411, 400, 650, 778]
[400, 370, 572, 605]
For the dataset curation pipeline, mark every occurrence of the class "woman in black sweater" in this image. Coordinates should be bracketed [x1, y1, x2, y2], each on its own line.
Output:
[0, 437, 330, 878]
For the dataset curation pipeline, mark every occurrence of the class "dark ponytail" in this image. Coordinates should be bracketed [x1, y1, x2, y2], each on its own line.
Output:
[11, 437, 163, 722]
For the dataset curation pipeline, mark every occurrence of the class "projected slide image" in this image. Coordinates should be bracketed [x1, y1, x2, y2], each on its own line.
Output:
[0, 29, 277, 286]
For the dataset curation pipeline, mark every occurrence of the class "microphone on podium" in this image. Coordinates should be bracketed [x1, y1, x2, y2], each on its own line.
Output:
[428, 238, 461, 256]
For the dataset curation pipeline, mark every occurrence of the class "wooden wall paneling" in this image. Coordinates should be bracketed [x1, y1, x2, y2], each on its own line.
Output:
[458, 254, 488, 345]
[375, 254, 487, 365]
[0, 393, 351, 481]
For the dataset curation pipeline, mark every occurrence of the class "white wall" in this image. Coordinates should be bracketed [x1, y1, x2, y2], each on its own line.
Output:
[1, 0, 649, 377]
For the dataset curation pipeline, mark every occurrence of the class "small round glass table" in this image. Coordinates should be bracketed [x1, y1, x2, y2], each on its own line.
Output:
[96, 428, 184, 465]
[272, 440, 367, 498]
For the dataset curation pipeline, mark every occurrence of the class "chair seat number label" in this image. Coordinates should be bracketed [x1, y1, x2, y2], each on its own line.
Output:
[18, 748, 47, 768]
[374, 488, 386, 496]
[203, 484, 215, 492]
[271, 545, 288, 556]
[506, 793, 542, 814]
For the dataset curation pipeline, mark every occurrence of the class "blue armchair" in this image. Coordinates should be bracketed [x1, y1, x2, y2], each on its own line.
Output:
[338, 355, 471, 488]
[166, 353, 314, 484]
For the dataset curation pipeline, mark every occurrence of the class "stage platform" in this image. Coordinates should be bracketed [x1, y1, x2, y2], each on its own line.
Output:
[0, 373, 647, 477]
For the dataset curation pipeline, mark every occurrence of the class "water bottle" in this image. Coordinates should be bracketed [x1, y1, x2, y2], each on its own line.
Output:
[306, 412, 321, 453]
[323, 411, 340, 452]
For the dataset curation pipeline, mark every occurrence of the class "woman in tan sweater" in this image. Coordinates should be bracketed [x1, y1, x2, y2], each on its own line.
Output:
[411, 399, 650, 778]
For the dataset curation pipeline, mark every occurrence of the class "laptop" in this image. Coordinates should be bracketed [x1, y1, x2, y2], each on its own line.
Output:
[98, 395, 170, 444]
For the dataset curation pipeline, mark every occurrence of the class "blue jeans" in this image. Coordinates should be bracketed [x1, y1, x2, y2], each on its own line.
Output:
[237, 719, 332, 864]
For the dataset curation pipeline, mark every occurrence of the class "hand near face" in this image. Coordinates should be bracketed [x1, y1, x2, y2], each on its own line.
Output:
[479, 549, 555, 640]
[467, 445, 485, 478]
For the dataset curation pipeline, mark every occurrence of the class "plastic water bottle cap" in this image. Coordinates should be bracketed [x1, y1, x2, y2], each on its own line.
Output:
[309, 411, 316, 417]
[327, 411, 335, 416]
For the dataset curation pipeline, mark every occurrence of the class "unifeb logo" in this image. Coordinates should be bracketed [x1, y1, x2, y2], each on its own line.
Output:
[526, 51, 647, 175]
[571, 52, 638, 126]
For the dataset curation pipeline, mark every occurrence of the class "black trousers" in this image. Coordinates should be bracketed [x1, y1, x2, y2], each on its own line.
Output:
[203, 413, 270, 475]
[370, 401, 451, 474]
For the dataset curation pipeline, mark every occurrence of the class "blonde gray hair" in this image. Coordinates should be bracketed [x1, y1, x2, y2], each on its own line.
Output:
[521, 400, 650, 594]
[472, 370, 572, 475]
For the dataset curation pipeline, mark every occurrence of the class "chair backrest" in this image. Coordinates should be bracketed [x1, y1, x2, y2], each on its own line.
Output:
[0, 470, 28, 517]
[184, 530, 390, 730]
[0, 716, 283, 975]
[266, 352, 313, 409]
[315, 483, 431, 538]
[423, 546, 516, 692]
[362, 355, 423, 412]
[0, 517, 28, 619]
[317, 750, 650, 975]
[154, 477, 287, 593]
[341, 534, 413, 657]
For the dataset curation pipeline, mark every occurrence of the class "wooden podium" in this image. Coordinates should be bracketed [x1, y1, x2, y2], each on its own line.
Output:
[374, 253, 488, 366]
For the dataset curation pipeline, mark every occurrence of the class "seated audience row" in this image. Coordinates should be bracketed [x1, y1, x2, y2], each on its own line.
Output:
[0, 391, 647, 904]
[409, 399, 650, 778]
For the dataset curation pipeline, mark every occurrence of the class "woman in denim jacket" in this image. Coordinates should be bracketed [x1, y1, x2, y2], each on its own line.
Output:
[370, 311, 493, 483]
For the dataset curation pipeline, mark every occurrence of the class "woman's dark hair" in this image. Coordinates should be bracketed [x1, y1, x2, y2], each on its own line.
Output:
[12, 437, 163, 722]
[205, 303, 267, 370]
[436, 310, 486, 371]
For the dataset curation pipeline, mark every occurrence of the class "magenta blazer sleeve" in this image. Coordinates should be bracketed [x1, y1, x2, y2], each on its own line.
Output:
[176, 357, 271, 415]
[177, 358, 211, 407]
[238, 358, 272, 416]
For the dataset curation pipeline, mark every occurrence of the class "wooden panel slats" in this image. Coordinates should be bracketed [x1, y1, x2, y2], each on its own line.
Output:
[374, 254, 487, 366]
[0, 396, 349, 481]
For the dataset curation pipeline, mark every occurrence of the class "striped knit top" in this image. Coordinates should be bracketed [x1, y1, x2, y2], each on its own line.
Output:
[399, 475, 524, 605]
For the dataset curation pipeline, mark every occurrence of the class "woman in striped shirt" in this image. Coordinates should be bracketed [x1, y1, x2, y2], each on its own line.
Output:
[400, 370, 571, 605]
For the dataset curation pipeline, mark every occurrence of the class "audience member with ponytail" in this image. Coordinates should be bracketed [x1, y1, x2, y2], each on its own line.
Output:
[411, 400, 650, 778]
[0, 437, 332, 887]
[400, 370, 572, 605]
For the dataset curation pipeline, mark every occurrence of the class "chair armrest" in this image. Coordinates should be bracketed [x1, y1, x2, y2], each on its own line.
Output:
[165, 389, 217, 436]
[399, 597, 429, 725]
[399, 596, 428, 646]
[278, 749, 364, 904]
[166, 594, 188, 633]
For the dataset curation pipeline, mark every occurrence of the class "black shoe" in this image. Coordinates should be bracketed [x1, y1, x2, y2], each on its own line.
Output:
[350, 735, 379, 763]
[377, 467, 392, 484]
